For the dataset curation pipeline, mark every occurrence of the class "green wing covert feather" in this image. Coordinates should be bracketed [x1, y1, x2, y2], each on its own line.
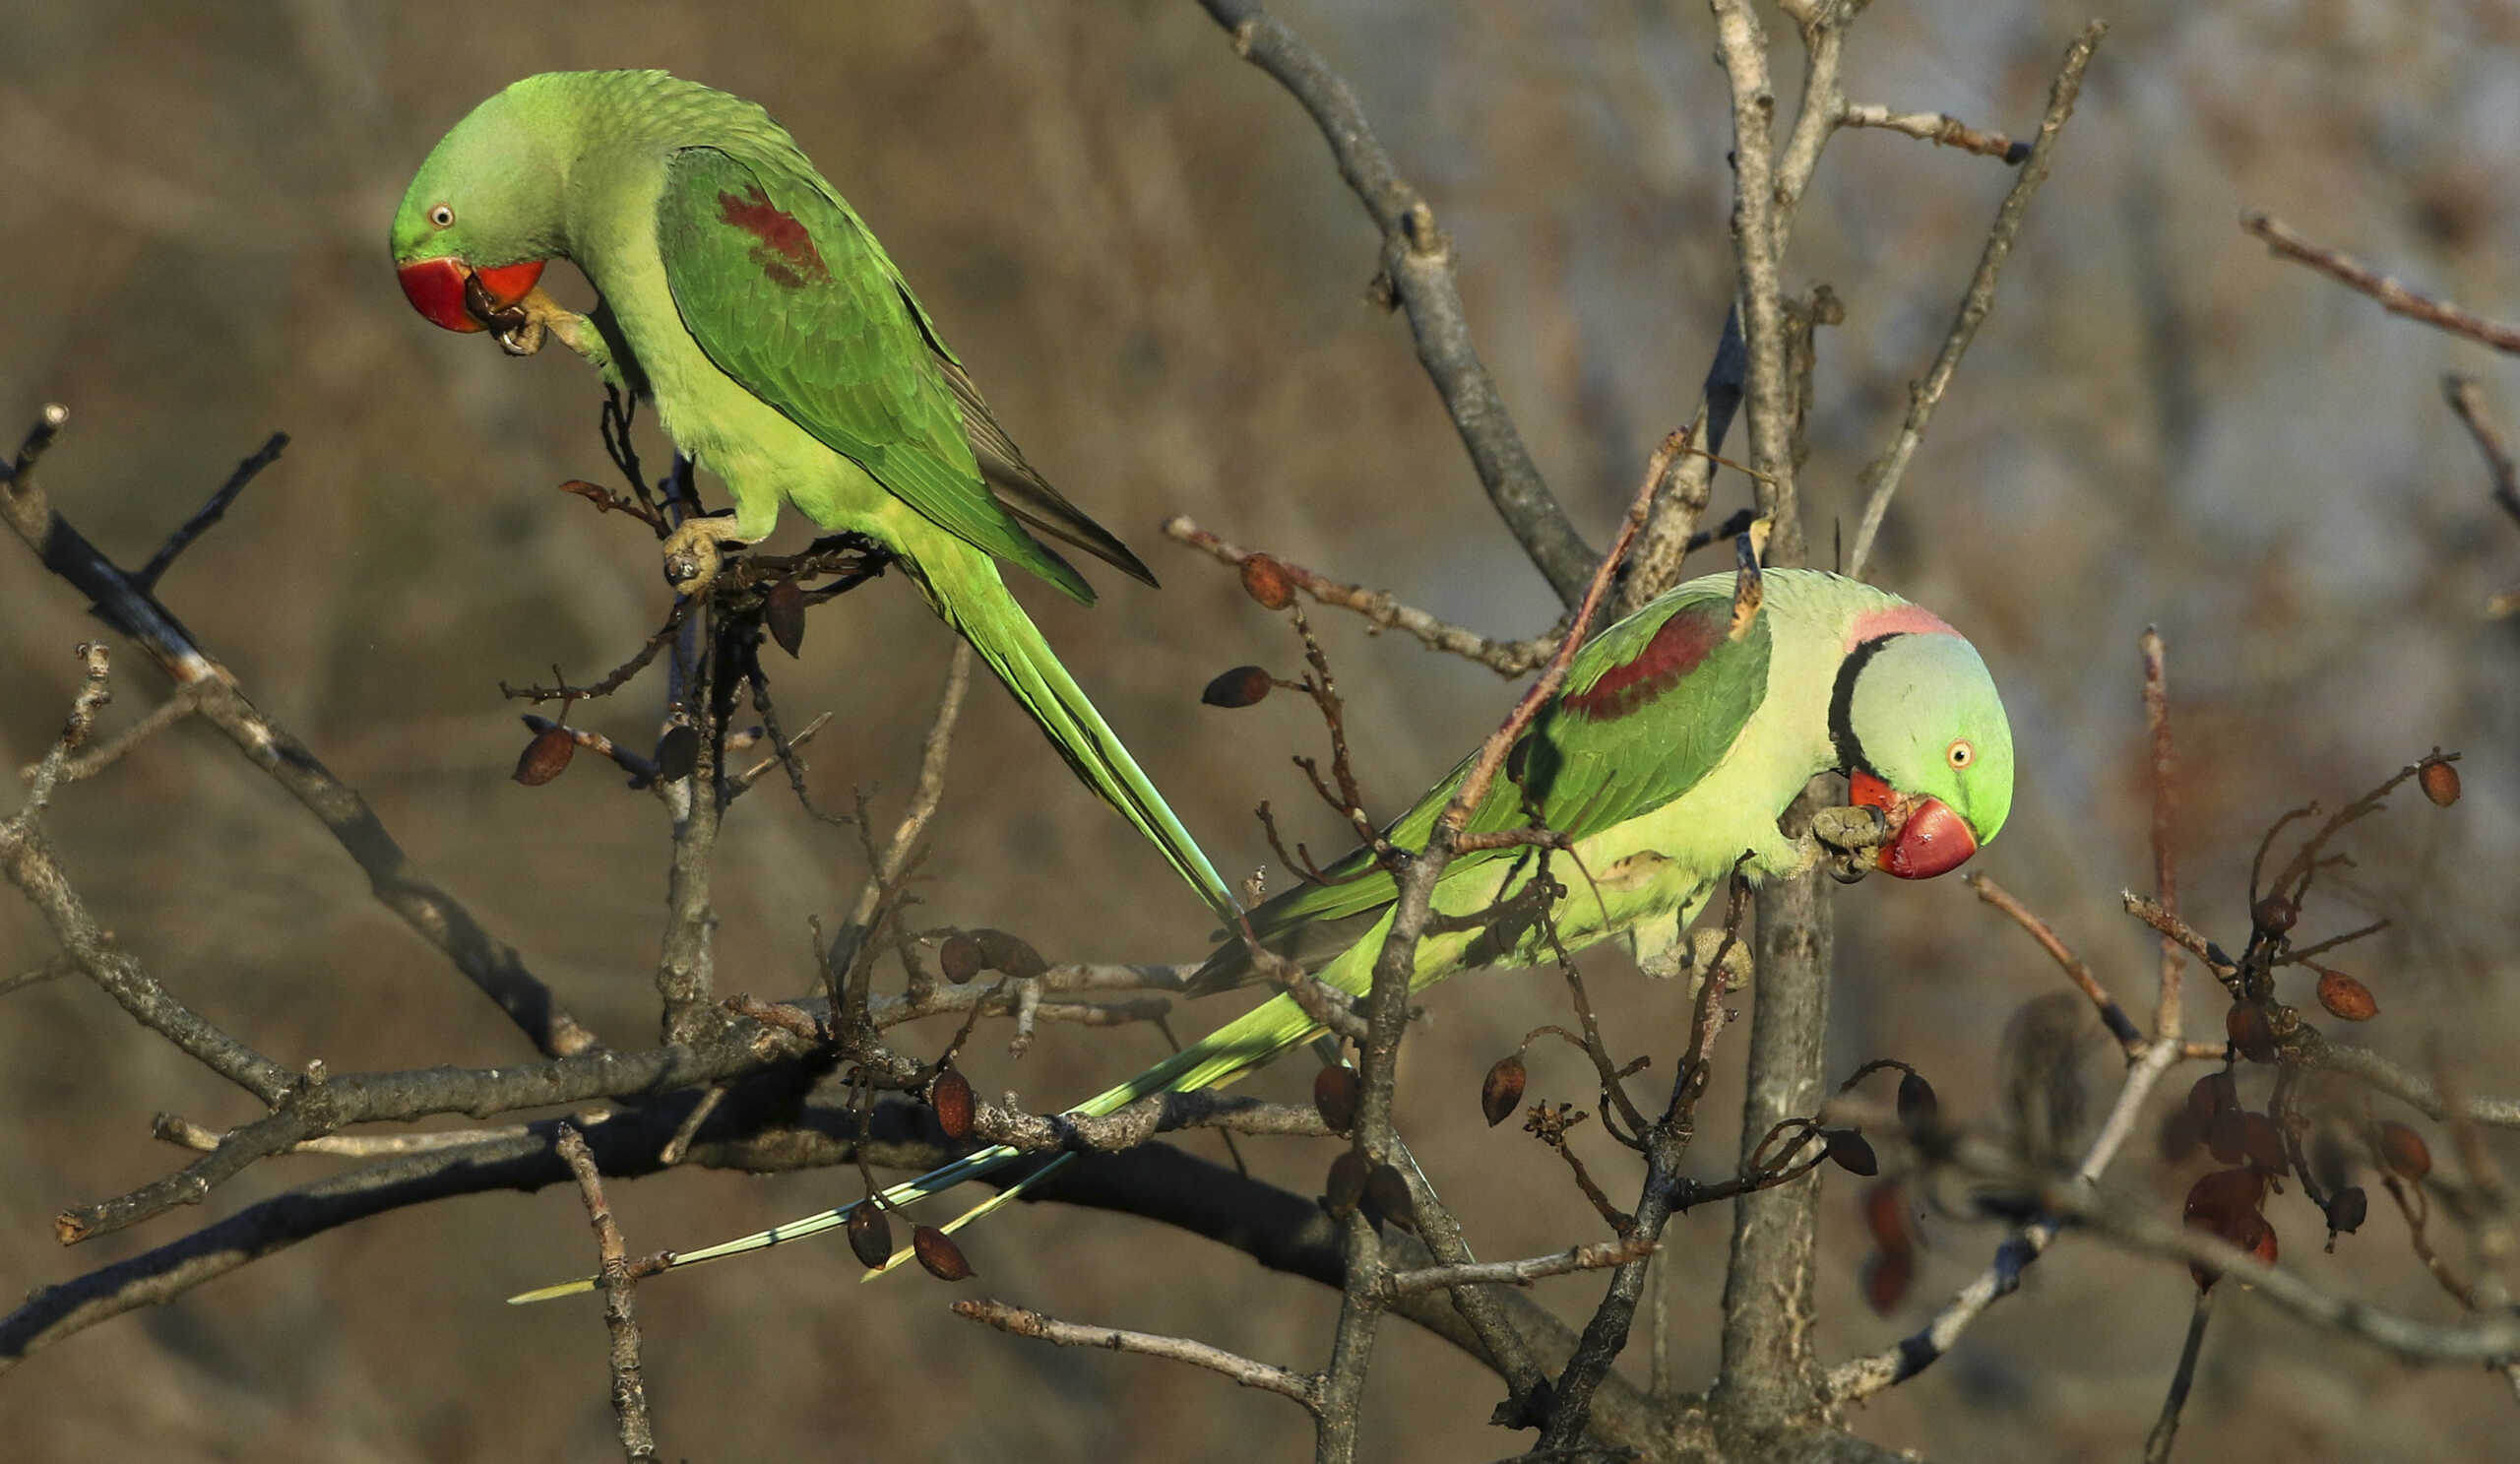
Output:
[1198, 581, 1771, 988]
[655, 146, 1093, 601]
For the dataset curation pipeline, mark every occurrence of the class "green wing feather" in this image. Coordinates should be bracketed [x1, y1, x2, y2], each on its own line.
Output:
[656, 146, 1094, 601]
[1197, 579, 1771, 989]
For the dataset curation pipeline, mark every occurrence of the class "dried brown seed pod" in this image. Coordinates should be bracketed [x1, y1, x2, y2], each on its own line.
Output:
[2251, 896, 2299, 934]
[938, 933, 983, 984]
[2226, 1003, 2278, 1063]
[2323, 1185, 2367, 1243]
[1480, 1055, 1528, 1127]
[846, 1203, 894, 1270]
[2377, 1120, 2431, 1181]
[1312, 1064, 1360, 1132]
[2314, 968, 2377, 1022]
[2190, 1209, 2277, 1292]
[513, 727, 576, 786]
[654, 725, 700, 783]
[1363, 1163, 1417, 1231]
[764, 576, 806, 657]
[2185, 1070, 2237, 1132]
[2420, 755, 2461, 807]
[1863, 1246, 1915, 1315]
[1238, 553, 1296, 610]
[1896, 1071, 1939, 1132]
[973, 927, 1049, 981]
[912, 1225, 975, 1281]
[1823, 1128, 1880, 1178]
[2183, 1167, 2268, 1229]
[930, 1067, 976, 1141]
[1200, 666, 1274, 709]
[1324, 1149, 1370, 1220]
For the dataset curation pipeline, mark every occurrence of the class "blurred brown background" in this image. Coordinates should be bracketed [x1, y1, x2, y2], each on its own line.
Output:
[4, 2, 2518, 1459]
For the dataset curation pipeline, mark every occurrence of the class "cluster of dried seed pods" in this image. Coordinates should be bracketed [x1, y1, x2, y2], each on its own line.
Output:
[844, 1192, 976, 1282]
[1841, 1062, 1936, 1311]
[933, 927, 1049, 984]
[1320, 1146, 1417, 1232]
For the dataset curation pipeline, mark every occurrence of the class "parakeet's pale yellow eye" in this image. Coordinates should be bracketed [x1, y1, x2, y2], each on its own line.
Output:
[1947, 738, 1974, 770]
[428, 204, 456, 228]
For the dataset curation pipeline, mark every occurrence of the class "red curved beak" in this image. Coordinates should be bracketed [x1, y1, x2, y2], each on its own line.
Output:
[396, 258, 546, 334]
[1849, 771, 1979, 881]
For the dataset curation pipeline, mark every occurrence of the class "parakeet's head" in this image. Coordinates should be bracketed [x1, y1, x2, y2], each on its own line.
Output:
[1834, 625, 2013, 879]
[390, 79, 571, 335]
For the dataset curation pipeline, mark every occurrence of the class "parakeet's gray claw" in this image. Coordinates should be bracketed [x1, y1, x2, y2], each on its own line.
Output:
[493, 313, 546, 356]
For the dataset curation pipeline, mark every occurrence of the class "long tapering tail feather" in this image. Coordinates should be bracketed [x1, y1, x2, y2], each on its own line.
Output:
[508, 987, 1332, 1304]
[928, 548, 1237, 921]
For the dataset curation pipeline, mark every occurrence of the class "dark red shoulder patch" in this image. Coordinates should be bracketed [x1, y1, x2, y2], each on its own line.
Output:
[718, 185, 828, 289]
[1563, 605, 1724, 722]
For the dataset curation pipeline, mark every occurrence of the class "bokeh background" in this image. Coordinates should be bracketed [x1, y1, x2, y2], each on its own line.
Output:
[4, 2, 2518, 1459]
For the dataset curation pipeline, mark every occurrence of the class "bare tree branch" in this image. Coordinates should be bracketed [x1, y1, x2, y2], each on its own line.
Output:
[1842, 103, 2033, 164]
[1193, 0, 1597, 607]
[555, 1124, 659, 1462]
[953, 1298, 1319, 1405]
[0, 403, 603, 1057]
[2245, 211, 2520, 353]
[1846, 21, 2106, 578]
[1164, 515, 1555, 675]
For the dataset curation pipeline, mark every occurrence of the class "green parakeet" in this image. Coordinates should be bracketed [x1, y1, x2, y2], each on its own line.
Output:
[511, 567, 2013, 1300]
[390, 71, 1232, 916]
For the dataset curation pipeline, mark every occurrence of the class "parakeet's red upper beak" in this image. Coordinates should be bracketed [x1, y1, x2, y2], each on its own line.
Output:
[396, 258, 546, 334]
[1849, 770, 1979, 880]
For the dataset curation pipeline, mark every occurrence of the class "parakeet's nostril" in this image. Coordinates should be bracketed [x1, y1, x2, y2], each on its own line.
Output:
[1877, 797, 1976, 880]
[397, 258, 484, 334]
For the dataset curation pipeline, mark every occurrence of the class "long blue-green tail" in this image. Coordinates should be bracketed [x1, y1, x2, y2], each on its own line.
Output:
[507, 986, 1330, 1303]
[926, 545, 1236, 921]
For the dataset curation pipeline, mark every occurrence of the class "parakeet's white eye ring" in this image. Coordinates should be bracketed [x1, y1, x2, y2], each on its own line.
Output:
[428, 204, 456, 228]
[1947, 739, 1974, 770]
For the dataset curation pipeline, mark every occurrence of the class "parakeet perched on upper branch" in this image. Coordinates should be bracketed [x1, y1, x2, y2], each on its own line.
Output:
[390, 71, 1231, 916]
[511, 566, 2013, 1299]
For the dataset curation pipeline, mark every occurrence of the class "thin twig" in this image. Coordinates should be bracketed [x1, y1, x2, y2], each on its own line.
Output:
[555, 1125, 659, 1462]
[1195, 0, 1595, 606]
[2444, 375, 2520, 528]
[952, 1299, 1317, 1406]
[134, 433, 287, 591]
[2141, 627, 2183, 1038]
[1842, 103, 2032, 163]
[1966, 872, 2144, 1053]
[2244, 212, 2520, 353]
[1162, 515, 1553, 675]
[1386, 1238, 1659, 1297]
[1846, 21, 2105, 578]
[2144, 1289, 2215, 1463]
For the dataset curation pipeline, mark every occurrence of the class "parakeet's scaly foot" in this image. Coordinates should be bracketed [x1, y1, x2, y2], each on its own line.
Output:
[475, 285, 607, 368]
[1804, 803, 1890, 885]
[661, 515, 754, 592]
